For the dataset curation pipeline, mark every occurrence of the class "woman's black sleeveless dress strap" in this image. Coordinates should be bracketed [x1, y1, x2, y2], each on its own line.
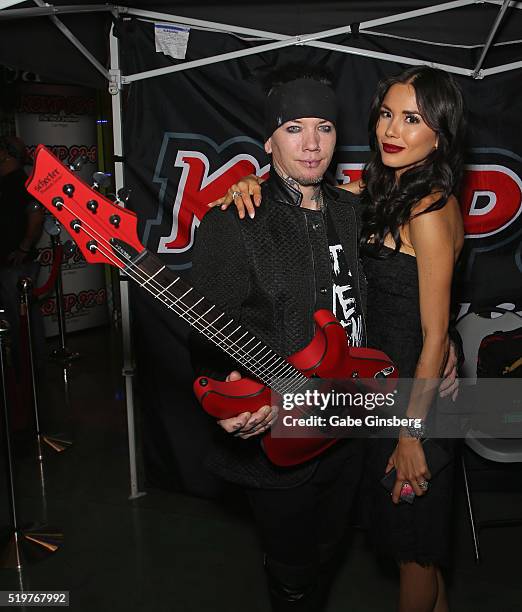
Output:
[362, 247, 455, 567]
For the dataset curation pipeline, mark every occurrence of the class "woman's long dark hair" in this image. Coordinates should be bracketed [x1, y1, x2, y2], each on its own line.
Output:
[360, 66, 466, 254]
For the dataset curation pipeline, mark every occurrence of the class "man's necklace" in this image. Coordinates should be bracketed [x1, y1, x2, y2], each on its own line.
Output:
[310, 184, 325, 213]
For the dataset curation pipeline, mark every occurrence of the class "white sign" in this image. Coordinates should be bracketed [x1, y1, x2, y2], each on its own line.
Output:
[16, 83, 109, 337]
[154, 23, 190, 60]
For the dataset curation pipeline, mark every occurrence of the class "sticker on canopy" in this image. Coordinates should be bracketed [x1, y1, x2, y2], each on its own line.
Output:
[154, 23, 190, 60]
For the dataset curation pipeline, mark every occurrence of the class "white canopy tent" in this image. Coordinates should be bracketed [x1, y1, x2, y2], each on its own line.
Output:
[1, 0, 521, 499]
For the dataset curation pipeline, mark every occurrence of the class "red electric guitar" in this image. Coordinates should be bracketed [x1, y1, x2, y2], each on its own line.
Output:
[26, 145, 397, 466]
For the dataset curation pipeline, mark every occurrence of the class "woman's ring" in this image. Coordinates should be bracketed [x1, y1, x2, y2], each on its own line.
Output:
[231, 190, 242, 200]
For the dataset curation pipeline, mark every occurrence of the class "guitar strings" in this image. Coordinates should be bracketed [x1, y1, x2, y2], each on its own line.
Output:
[53, 197, 348, 432]
[60, 197, 309, 398]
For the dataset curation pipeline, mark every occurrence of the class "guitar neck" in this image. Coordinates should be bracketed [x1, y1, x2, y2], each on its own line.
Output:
[23, 145, 304, 394]
[121, 246, 302, 394]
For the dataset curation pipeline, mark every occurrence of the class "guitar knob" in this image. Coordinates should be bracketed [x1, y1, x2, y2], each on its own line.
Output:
[199, 378, 208, 387]
[63, 184, 75, 197]
[70, 219, 81, 234]
[52, 196, 64, 210]
[86, 240, 98, 253]
[87, 199, 99, 213]
[109, 214, 121, 228]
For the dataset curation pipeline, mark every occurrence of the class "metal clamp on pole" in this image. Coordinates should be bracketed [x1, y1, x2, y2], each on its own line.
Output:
[109, 68, 122, 96]
[47, 222, 79, 364]
[18, 277, 72, 455]
[0, 317, 63, 568]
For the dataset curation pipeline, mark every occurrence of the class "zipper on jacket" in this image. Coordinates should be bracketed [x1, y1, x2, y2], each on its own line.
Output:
[349, 206, 368, 347]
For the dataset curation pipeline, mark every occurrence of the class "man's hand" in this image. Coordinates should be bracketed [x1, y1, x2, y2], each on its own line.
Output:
[216, 370, 279, 439]
[438, 340, 459, 400]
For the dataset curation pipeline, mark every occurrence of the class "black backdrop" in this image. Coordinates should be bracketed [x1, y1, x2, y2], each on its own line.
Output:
[115, 19, 522, 495]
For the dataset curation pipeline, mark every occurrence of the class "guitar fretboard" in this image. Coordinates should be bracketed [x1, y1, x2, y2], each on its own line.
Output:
[124, 249, 307, 396]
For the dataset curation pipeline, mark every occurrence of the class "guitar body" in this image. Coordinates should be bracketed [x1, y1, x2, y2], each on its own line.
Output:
[194, 309, 397, 466]
[26, 145, 397, 469]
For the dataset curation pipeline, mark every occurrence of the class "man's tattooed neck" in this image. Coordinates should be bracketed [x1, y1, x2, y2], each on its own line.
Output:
[275, 166, 302, 194]
[274, 165, 324, 210]
[310, 184, 324, 211]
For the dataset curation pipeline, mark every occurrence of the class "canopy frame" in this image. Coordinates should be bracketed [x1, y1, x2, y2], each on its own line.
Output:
[0, 0, 521, 83]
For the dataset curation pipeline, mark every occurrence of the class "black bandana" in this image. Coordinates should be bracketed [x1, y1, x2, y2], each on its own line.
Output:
[264, 78, 338, 140]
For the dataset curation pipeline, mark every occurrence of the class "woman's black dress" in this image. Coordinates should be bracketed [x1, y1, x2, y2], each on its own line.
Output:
[362, 247, 455, 567]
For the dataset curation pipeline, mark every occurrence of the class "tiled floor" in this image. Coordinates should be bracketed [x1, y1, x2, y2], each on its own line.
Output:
[1, 326, 521, 611]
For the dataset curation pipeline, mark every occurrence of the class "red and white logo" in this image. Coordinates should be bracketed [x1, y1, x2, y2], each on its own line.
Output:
[159, 155, 521, 254]
[337, 163, 522, 239]
[460, 164, 522, 238]
[158, 151, 269, 253]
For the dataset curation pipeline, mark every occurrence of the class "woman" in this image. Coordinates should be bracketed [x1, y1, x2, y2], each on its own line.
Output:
[354, 66, 464, 612]
[212, 66, 465, 611]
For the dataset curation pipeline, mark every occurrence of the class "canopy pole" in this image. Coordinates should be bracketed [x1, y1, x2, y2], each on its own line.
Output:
[0, 0, 29, 10]
[473, 0, 512, 77]
[485, 0, 522, 9]
[109, 23, 147, 502]
[31, 0, 110, 80]
[482, 59, 522, 75]
[0, 4, 112, 19]
[123, 34, 473, 84]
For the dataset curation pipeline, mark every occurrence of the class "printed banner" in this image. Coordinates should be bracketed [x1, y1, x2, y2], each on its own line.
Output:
[16, 83, 109, 336]
[121, 22, 522, 316]
[118, 20, 522, 490]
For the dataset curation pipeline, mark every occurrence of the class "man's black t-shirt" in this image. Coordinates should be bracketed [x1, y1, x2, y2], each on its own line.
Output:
[0, 168, 33, 263]
[325, 207, 364, 348]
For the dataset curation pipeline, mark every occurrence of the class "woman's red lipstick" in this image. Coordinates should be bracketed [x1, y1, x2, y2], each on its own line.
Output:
[382, 143, 405, 153]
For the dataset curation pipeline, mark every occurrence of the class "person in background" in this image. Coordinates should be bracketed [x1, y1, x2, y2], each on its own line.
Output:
[0, 135, 44, 367]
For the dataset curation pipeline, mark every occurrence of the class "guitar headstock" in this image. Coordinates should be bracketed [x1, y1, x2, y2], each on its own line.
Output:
[26, 145, 144, 269]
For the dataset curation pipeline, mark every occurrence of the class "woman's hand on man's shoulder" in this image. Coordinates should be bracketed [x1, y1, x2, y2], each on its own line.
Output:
[338, 179, 364, 195]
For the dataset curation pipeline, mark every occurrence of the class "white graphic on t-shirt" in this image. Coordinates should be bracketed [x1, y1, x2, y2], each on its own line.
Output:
[330, 244, 343, 276]
[329, 243, 364, 347]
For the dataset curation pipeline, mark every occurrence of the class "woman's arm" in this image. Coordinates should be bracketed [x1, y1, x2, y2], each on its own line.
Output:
[209, 175, 363, 218]
[387, 198, 463, 503]
[337, 180, 364, 195]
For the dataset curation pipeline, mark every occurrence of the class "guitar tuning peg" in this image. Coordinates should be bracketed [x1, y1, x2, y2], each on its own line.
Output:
[69, 154, 89, 172]
[92, 171, 112, 190]
[116, 187, 131, 205]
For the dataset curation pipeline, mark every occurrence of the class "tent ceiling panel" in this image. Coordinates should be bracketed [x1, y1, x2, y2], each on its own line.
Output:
[0, 13, 108, 86]
[3, 0, 522, 40]
[370, 3, 522, 45]
[0, 0, 521, 86]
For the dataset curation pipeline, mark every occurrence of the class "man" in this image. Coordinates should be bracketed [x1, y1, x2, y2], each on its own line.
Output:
[190, 66, 369, 612]
[0, 135, 45, 368]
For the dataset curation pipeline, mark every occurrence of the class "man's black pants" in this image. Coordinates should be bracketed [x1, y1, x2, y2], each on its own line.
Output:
[246, 439, 364, 611]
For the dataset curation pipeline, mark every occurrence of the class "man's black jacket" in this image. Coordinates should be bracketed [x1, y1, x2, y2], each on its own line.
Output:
[189, 174, 367, 488]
